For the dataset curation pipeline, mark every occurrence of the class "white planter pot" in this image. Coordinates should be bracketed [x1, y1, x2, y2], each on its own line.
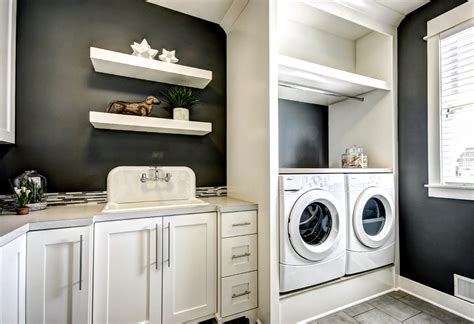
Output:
[173, 107, 189, 121]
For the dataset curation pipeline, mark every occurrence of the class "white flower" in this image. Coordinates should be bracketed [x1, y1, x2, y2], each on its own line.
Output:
[14, 188, 21, 196]
[21, 186, 26, 192]
[26, 189, 31, 196]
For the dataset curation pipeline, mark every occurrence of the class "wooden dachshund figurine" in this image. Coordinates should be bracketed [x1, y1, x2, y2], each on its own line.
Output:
[106, 96, 161, 116]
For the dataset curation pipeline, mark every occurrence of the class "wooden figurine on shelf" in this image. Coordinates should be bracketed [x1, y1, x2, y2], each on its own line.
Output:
[106, 96, 160, 116]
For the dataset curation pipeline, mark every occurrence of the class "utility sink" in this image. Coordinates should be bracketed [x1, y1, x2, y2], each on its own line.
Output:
[103, 166, 208, 214]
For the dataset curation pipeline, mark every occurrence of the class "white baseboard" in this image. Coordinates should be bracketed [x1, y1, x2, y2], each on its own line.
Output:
[398, 275, 474, 322]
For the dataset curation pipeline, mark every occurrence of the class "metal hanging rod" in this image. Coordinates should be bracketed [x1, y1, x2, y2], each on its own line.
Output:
[278, 82, 365, 102]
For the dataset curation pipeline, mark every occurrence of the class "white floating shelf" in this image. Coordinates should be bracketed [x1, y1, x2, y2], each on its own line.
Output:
[278, 55, 391, 106]
[279, 168, 393, 174]
[90, 47, 212, 89]
[90, 111, 212, 136]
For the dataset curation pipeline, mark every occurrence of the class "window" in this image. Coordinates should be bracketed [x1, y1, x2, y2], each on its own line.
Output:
[439, 26, 474, 185]
[426, 2, 474, 200]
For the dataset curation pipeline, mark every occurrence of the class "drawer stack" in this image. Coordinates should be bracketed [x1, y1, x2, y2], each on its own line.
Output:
[219, 210, 258, 318]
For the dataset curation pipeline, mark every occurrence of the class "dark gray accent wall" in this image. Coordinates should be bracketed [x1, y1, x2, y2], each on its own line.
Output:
[279, 99, 328, 168]
[398, 0, 474, 296]
[0, 0, 226, 193]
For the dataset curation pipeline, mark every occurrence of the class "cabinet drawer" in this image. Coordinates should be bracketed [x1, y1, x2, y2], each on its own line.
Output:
[222, 235, 258, 277]
[221, 271, 258, 317]
[221, 210, 257, 238]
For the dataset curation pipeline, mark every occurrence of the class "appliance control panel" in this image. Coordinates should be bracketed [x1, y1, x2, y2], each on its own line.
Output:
[279, 174, 343, 191]
[348, 174, 393, 190]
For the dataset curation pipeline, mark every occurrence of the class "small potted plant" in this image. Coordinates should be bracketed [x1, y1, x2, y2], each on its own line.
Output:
[12, 185, 32, 215]
[161, 87, 199, 121]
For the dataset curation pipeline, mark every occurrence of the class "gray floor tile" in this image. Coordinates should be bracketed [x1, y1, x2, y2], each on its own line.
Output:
[368, 294, 398, 307]
[343, 302, 374, 317]
[375, 298, 420, 320]
[316, 311, 358, 324]
[355, 308, 402, 324]
[389, 290, 409, 299]
[399, 295, 472, 324]
[404, 312, 446, 324]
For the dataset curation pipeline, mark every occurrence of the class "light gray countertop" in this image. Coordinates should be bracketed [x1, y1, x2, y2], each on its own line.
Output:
[0, 196, 257, 247]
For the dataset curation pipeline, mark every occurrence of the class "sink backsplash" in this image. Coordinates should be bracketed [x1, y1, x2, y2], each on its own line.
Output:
[0, 186, 227, 208]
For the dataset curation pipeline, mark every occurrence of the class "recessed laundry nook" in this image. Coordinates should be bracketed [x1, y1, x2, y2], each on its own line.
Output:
[0, 0, 472, 323]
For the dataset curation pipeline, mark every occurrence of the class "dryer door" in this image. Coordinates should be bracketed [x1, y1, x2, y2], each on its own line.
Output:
[353, 187, 394, 248]
[288, 190, 342, 261]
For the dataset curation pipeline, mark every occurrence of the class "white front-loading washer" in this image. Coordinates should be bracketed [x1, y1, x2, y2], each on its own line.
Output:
[346, 173, 395, 275]
[279, 173, 346, 293]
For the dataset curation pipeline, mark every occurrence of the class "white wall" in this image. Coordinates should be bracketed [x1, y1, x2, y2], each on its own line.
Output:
[227, 0, 279, 321]
[279, 20, 356, 72]
[329, 30, 395, 169]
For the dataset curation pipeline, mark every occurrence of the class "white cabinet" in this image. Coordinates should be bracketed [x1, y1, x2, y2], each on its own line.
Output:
[94, 213, 217, 324]
[93, 217, 162, 324]
[0, 235, 26, 324]
[26, 227, 91, 324]
[218, 210, 258, 321]
[0, 0, 16, 144]
[162, 212, 217, 323]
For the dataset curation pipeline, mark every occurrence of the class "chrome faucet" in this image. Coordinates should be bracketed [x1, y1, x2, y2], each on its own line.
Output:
[140, 167, 172, 183]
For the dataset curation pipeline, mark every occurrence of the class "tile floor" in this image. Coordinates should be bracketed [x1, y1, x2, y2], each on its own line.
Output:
[313, 290, 472, 324]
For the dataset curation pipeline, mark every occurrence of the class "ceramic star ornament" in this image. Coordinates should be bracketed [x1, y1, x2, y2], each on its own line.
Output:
[130, 39, 158, 59]
[159, 48, 179, 64]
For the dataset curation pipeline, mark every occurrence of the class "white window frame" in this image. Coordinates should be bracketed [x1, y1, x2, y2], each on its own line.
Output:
[425, 1, 474, 201]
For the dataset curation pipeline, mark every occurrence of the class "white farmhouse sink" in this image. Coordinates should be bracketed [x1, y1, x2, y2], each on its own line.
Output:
[103, 166, 208, 214]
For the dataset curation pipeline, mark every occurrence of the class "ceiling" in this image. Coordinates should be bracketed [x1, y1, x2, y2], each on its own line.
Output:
[375, 0, 430, 15]
[146, 0, 430, 35]
[146, 0, 234, 24]
[146, 0, 249, 33]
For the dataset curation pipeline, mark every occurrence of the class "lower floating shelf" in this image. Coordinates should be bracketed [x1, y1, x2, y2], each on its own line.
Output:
[89, 111, 212, 136]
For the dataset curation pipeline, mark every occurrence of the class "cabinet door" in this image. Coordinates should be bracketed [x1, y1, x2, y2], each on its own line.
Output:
[26, 227, 91, 324]
[0, 0, 16, 144]
[1, 235, 26, 324]
[163, 212, 217, 323]
[93, 218, 162, 324]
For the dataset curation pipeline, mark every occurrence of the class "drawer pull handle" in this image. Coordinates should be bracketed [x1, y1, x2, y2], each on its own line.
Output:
[232, 222, 251, 227]
[232, 290, 251, 298]
[232, 252, 251, 259]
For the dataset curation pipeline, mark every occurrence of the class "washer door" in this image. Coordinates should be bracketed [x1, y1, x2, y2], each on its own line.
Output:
[288, 190, 342, 261]
[353, 187, 394, 248]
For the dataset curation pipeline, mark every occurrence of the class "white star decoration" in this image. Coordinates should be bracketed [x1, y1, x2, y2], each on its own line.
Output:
[131, 39, 158, 59]
[159, 48, 179, 64]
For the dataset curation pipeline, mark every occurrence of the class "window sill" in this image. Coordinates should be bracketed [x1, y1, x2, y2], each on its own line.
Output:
[424, 184, 474, 201]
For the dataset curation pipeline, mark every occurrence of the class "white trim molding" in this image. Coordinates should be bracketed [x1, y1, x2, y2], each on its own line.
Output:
[398, 276, 474, 322]
[426, 1, 474, 201]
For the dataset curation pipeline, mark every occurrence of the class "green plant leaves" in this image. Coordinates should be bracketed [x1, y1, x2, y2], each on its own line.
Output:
[161, 87, 199, 109]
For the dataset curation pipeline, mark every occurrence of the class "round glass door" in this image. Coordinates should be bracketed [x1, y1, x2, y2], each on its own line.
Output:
[299, 202, 332, 245]
[353, 187, 394, 248]
[362, 198, 386, 236]
[289, 190, 342, 261]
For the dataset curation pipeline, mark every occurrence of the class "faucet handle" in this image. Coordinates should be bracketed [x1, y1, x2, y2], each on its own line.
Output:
[140, 173, 148, 183]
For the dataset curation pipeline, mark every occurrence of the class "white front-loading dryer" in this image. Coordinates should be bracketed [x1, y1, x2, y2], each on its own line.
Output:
[346, 173, 395, 275]
[279, 173, 346, 293]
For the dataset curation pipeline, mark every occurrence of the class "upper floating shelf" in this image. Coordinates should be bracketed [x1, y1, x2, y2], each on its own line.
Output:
[90, 47, 212, 89]
[278, 55, 391, 106]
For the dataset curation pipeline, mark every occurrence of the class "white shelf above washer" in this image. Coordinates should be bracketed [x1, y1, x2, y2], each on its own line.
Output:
[278, 55, 391, 106]
[89, 111, 212, 136]
[90, 47, 212, 89]
[279, 168, 393, 174]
